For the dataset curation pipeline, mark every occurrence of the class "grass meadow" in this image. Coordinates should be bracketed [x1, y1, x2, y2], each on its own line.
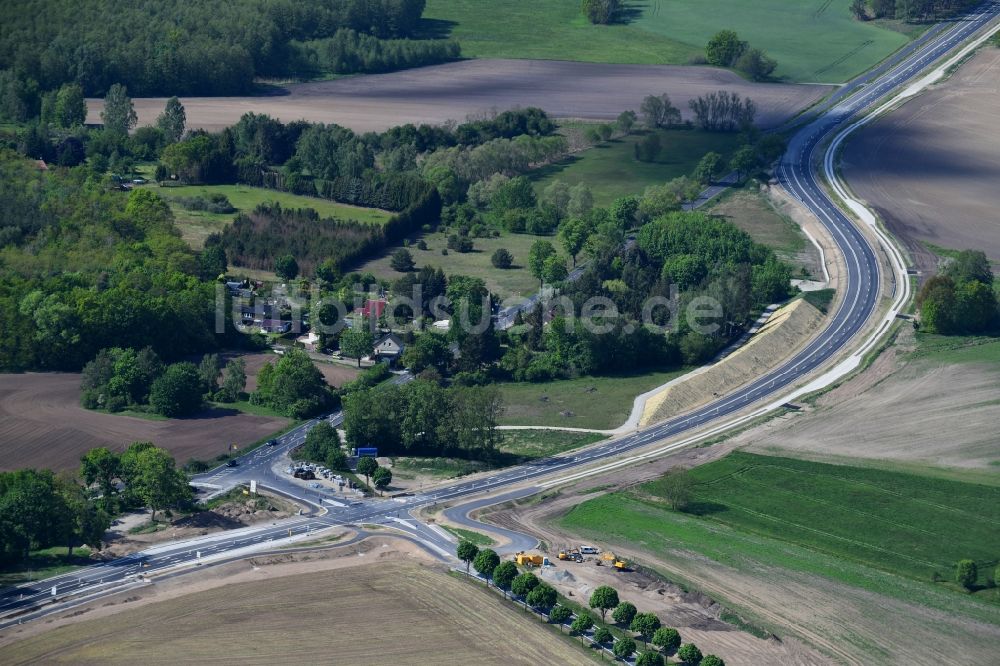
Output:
[561, 452, 1000, 615]
[425, 0, 911, 83]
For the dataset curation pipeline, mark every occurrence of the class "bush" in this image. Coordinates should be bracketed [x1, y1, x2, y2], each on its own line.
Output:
[491, 248, 513, 269]
[149, 362, 205, 417]
[390, 248, 415, 272]
[447, 234, 474, 253]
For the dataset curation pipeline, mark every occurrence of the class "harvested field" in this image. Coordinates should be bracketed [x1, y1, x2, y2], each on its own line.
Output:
[0, 373, 288, 472]
[88, 60, 832, 134]
[0, 560, 586, 665]
[843, 47, 1000, 274]
[641, 299, 825, 425]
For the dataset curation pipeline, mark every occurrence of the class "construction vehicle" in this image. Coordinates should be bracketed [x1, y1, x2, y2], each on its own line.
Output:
[558, 549, 583, 562]
[514, 551, 550, 567]
[597, 551, 628, 571]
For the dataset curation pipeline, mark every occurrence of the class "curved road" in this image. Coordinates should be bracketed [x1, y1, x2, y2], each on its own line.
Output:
[3, 2, 998, 627]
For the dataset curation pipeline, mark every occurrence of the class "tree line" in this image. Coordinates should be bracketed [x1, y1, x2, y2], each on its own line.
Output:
[852, 0, 978, 21]
[343, 380, 503, 459]
[81, 349, 247, 417]
[457, 542, 725, 666]
[0, 0, 430, 114]
[0, 154, 247, 372]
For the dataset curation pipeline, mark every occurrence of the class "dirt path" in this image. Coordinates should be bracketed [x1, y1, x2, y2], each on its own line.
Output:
[88, 59, 832, 133]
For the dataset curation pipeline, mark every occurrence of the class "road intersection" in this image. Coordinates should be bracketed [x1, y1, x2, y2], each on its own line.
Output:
[3, 2, 998, 629]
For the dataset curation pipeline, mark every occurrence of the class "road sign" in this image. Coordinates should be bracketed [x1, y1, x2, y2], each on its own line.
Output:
[250, 479, 257, 494]
[51, 585, 57, 596]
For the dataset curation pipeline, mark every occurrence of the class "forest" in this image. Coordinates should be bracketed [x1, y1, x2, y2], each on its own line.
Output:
[0, 0, 440, 109]
[0, 150, 239, 372]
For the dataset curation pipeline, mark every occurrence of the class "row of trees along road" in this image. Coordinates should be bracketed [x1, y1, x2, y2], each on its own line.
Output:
[455, 541, 725, 665]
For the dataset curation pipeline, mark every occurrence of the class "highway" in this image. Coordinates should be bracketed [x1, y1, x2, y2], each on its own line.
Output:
[3, 2, 998, 628]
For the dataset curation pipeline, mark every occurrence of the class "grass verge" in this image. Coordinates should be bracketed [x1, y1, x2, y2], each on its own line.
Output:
[500, 370, 686, 430]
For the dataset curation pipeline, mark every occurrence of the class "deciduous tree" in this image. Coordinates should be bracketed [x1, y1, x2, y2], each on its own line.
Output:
[340, 327, 375, 366]
[526, 582, 557, 612]
[652, 626, 681, 654]
[473, 548, 500, 584]
[706, 30, 746, 67]
[457, 540, 479, 573]
[492, 560, 518, 597]
[549, 604, 572, 625]
[356, 456, 378, 489]
[157, 97, 186, 143]
[101, 84, 137, 135]
[678, 643, 703, 665]
[613, 600, 637, 626]
[589, 585, 619, 621]
[614, 636, 637, 660]
[956, 559, 978, 590]
[630, 612, 662, 643]
[149, 362, 204, 417]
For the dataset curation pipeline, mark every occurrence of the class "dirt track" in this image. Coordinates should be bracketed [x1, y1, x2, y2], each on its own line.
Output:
[0, 373, 288, 472]
[88, 59, 832, 133]
[842, 47, 1000, 274]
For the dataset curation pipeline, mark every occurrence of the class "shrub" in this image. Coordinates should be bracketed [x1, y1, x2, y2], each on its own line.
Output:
[491, 248, 513, 269]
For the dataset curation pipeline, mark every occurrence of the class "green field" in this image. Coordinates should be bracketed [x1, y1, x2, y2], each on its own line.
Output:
[500, 370, 686, 430]
[392, 430, 607, 479]
[357, 228, 569, 303]
[139, 183, 392, 248]
[532, 129, 741, 206]
[907, 333, 1000, 365]
[425, 0, 911, 83]
[708, 189, 821, 278]
[562, 453, 1000, 604]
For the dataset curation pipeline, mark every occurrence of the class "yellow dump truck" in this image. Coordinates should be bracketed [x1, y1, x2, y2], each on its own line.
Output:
[514, 551, 549, 567]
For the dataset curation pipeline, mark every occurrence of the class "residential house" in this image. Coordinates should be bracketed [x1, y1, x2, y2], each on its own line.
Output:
[260, 319, 292, 335]
[372, 332, 404, 365]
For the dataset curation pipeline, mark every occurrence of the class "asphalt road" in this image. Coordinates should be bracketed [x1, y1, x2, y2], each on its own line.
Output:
[4, 2, 998, 627]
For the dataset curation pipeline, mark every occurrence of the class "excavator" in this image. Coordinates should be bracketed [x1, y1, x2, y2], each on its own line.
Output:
[557, 548, 583, 563]
[596, 551, 628, 571]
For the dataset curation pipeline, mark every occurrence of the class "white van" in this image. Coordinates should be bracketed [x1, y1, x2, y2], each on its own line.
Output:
[579, 546, 599, 555]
